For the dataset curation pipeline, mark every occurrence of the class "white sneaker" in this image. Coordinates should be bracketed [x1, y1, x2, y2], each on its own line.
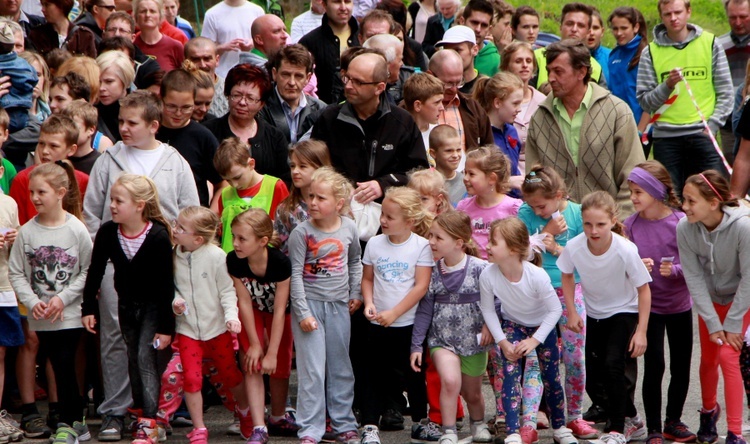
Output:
[226, 416, 241, 435]
[361, 425, 381, 444]
[439, 432, 458, 444]
[625, 416, 647, 442]
[742, 423, 750, 435]
[504, 433, 522, 444]
[553, 427, 579, 444]
[600, 432, 628, 444]
[471, 423, 492, 443]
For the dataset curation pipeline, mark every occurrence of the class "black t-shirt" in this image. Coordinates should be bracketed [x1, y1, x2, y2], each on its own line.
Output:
[157, 121, 222, 207]
[70, 149, 101, 176]
[226, 247, 292, 313]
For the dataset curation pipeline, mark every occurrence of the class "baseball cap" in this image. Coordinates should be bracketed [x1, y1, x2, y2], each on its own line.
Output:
[0, 21, 13, 46]
[435, 25, 476, 47]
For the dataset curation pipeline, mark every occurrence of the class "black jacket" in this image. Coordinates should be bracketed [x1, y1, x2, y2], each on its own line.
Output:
[422, 14, 448, 58]
[20, 14, 45, 50]
[74, 11, 103, 46]
[299, 14, 359, 105]
[257, 89, 326, 145]
[310, 96, 429, 195]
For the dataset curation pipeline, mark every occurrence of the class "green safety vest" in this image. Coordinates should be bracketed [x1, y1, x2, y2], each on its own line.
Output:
[534, 47, 602, 89]
[648, 32, 715, 125]
[220, 175, 279, 252]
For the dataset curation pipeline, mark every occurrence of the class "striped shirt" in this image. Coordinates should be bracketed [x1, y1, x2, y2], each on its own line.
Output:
[118, 222, 153, 261]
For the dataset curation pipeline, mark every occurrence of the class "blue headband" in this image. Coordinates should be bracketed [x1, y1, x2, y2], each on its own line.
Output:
[628, 167, 667, 201]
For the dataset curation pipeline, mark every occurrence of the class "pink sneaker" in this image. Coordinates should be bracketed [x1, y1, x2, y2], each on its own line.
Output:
[187, 428, 208, 444]
[567, 419, 598, 439]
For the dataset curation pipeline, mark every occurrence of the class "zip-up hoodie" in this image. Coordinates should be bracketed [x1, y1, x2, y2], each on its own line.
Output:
[173, 243, 239, 341]
[83, 142, 200, 239]
[677, 205, 750, 334]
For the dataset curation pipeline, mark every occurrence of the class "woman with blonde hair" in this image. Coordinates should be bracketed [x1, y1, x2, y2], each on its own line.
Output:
[96, 50, 134, 141]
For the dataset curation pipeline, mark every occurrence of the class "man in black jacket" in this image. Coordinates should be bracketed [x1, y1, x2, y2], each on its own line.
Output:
[299, 0, 359, 104]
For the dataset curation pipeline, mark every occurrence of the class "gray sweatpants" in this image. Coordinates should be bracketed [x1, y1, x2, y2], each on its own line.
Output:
[292, 299, 358, 440]
[97, 262, 133, 417]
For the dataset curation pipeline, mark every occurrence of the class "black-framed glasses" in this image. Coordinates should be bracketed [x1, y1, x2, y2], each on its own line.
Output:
[97, 4, 116, 10]
[342, 75, 382, 88]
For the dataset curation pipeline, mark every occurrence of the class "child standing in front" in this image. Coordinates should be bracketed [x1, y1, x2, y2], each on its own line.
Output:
[410, 211, 491, 444]
[479, 217, 577, 444]
[82, 174, 176, 444]
[678, 171, 750, 444]
[360, 187, 434, 444]
[9, 162, 92, 442]
[170, 206, 252, 444]
[287, 167, 362, 444]
[408, 169, 450, 217]
[457, 147, 522, 259]
[557, 191, 652, 444]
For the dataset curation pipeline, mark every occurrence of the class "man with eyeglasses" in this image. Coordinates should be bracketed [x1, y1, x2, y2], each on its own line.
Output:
[102, 12, 162, 90]
[434, 25, 481, 95]
[311, 51, 428, 205]
[75, 0, 116, 46]
[427, 48, 492, 171]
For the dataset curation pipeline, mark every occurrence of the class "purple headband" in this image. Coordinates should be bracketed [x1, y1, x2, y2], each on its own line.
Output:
[628, 167, 667, 201]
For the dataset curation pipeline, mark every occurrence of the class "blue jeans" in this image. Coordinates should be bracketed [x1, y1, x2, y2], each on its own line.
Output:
[653, 133, 729, 195]
[119, 303, 160, 419]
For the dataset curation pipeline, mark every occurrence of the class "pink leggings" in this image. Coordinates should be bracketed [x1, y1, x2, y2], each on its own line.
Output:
[698, 302, 750, 435]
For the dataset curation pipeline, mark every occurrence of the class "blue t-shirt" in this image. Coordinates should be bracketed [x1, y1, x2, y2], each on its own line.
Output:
[492, 123, 522, 199]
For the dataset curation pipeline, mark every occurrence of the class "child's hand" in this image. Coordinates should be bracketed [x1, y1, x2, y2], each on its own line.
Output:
[375, 309, 397, 327]
[173, 298, 187, 315]
[709, 330, 728, 347]
[244, 344, 264, 373]
[45, 296, 64, 323]
[480, 324, 494, 346]
[659, 260, 673, 277]
[641, 258, 654, 273]
[82, 315, 97, 333]
[543, 214, 567, 236]
[514, 337, 540, 356]
[364, 303, 378, 321]
[226, 320, 241, 334]
[153, 333, 171, 350]
[566, 312, 584, 333]
[348, 299, 362, 314]
[299, 316, 318, 333]
[261, 353, 278, 375]
[32, 301, 47, 320]
[4, 229, 17, 245]
[410, 352, 422, 372]
[499, 340, 520, 362]
[726, 331, 744, 351]
[628, 331, 647, 357]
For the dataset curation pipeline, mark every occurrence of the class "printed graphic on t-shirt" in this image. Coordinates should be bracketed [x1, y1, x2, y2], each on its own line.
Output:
[375, 256, 411, 283]
[25, 245, 78, 302]
[240, 277, 277, 312]
[471, 217, 491, 235]
[303, 234, 344, 280]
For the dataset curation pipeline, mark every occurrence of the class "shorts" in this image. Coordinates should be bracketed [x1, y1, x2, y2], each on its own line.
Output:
[430, 347, 488, 377]
[238, 309, 294, 379]
[0, 305, 24, 346]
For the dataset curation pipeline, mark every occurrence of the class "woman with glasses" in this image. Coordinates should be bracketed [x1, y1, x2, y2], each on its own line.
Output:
[27, 0, 97, 58]
[96, 50, 134, 142]
[202, 63, 292, 186]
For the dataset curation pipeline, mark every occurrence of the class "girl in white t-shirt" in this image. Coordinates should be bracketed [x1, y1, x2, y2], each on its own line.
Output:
[360, 187, 434, 444]
[479, 217, 576, 444]
[556, 191, 652, 444]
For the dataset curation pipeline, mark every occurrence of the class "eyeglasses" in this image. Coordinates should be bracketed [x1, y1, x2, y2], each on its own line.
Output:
[96, 4, 116, 10]
[163, 103, 194, 114]
[443, 79, 465, 90]
[341, 75, 382, 88]
[228, 93, 261, 104]
[171, 220, 195, 235]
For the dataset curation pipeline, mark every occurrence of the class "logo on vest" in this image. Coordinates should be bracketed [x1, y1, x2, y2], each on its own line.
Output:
[659, 66, 707, 82]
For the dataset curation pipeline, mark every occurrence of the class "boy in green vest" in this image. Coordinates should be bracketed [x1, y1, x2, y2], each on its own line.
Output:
[213, 137, 289, 252]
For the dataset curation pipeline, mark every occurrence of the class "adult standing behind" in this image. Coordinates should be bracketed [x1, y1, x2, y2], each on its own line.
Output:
[239, 14, 288, 67]
[526, 40, 645, 214]
[363, 33, 408, 104]
[0, 0, 44, 43]
[101, 12, 162, 90]
[636, 0, 733, 194]
[200, 0, 263, 78]
[511, 6, 540, 47]
[27, 0, 98, 57]
[457, 0, 498, 77]
[184, 37, 228, 118]
[434, 25, 481, 95]
[95, 50, 133, 141]
[290, 0, 324, 44]
[407, 0, 434, 43]
[258, 44, 325, 145]
[163, 0, 194, 39]
[202, 63, 291, 185]
[422, 0, 460, 57]
[133, 0, 183, 72]
[299, 0, 360, 105]
[74, 0, 116, 47]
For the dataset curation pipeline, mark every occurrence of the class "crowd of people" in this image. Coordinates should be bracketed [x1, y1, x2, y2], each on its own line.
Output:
[0, 1, 747, 444]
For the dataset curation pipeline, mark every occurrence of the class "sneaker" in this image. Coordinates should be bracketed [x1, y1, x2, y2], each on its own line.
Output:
[361, 425, 381, 444]
[663, 420, 696, 443]
[504, 433, 522, 444]
[553, 427, 578, 444]
[411, 419, 442, 443]
[493, 418, 507, 439]
[186, 428, 207, 444]
[53, 425, 80, 444]
[236, 408, 253, 440]
[72, 421, 91, 442]
[646, 432, 664, 444]
[22, 414, 53, 439]
[0, 429, 9, 444]
[155, 425, 166, 443]
[246, 427, 269, 444]
[471, 422, 492, 443]
[131, 418, 157, 444]
[519, 425, 538, 444]
[337, 430, 360, 444]
[600, 432, 628, 444]
[697, 406, 721, 444]
[439, 432, 458, 444]
[98, 416, 124, 442]
[726, 432, 747, 444]
[567, 419, 598, 439]
[226, 416, 241, 436]
[0, 411, 23, 442]
[625, 415, 647, 442]
[537, 412, 550, 430]
[583, 406, 608, 425]
[322, 419, 336, 443]
[379, 409, 404, 431]
[268, 412, 300, 437]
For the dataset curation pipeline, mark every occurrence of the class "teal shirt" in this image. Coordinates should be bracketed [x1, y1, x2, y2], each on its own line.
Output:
[475, 41, 500, 77]
[517, 200, 583, 288]
[552, 84, 593, 166]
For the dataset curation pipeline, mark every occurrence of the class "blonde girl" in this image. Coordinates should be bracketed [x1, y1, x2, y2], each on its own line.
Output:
[410, 211, 491, 444]
[82, 174, 175, 443]
[360, 187, 434, 444]
[230, 208, 297, 440]
[472, 72, 525, 196]
[170, 206, 250, 443]
[456, 147, 522, 259]
[9, 162, 92, 441]
[678, 171, 750, 444]
[557, 191, 652, 444]
[408, 168, 450, 216]
[479, 218, 576, 444]
[19, 51, 51, 122]
[287, 167, 362, 444]
[274, 140, 332, 254]
[517, 165, 595, 441]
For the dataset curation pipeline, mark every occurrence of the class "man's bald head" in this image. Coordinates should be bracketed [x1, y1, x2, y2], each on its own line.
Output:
[184, 37, 219, 75]
[350, 52, 389, 84]
[428, 49, 463, 77]
[363, 33, 403, 83]
[251, 14, 288, 57]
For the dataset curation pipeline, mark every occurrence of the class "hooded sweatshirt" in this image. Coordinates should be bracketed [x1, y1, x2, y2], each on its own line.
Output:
[609, 34, 644, 122]
[677, 205, 750, 334]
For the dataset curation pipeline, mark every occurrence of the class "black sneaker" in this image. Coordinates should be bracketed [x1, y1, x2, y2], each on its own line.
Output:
[663, 419, 697, 443]
[411, 419, 441, 443]
[22, 414, 52, 439]
[726, 432, 747, 444]
[646, 432, 664, 444]
[379, 409, 404, 431]
[582, 405, 608, 424]
[696, 406, 721, 444]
